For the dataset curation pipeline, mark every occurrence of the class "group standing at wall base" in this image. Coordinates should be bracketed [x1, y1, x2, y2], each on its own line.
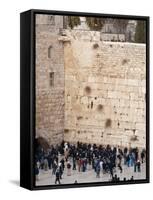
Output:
[35, 141, 146, 184]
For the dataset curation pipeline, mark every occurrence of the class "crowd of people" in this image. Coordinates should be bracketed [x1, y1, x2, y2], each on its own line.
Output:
[35, 141, 146, 184]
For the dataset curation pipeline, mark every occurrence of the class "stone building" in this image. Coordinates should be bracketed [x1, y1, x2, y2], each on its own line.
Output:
[36, 14, 65, 144]
[36, 14, 146, 148]
[68, 17, 137, 42]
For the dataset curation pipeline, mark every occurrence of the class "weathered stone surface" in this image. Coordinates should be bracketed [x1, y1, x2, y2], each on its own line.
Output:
[64, 31, 146, 148]
[36, 14, 65, 144]
[36, 15, 146, 148]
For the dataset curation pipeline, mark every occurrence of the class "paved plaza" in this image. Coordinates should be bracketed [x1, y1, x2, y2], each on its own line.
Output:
[36, 158, 146, 186]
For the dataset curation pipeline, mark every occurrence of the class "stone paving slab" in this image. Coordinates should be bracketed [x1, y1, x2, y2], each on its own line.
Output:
[36, 162, 146, 186]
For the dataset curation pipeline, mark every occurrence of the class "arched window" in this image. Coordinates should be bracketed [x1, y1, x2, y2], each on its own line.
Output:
[48, 46, 52, 58]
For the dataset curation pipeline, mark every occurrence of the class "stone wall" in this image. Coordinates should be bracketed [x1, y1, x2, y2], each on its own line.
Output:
[100, 33, 125, 42]
[35, 14, 65, 144]
[63, 30, 146, 148]
[35, 15, 146, 148]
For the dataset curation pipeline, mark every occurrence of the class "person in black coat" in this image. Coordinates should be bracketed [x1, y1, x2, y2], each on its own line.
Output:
[55, 168, 61, 184]
[35, 163, 39, 181]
